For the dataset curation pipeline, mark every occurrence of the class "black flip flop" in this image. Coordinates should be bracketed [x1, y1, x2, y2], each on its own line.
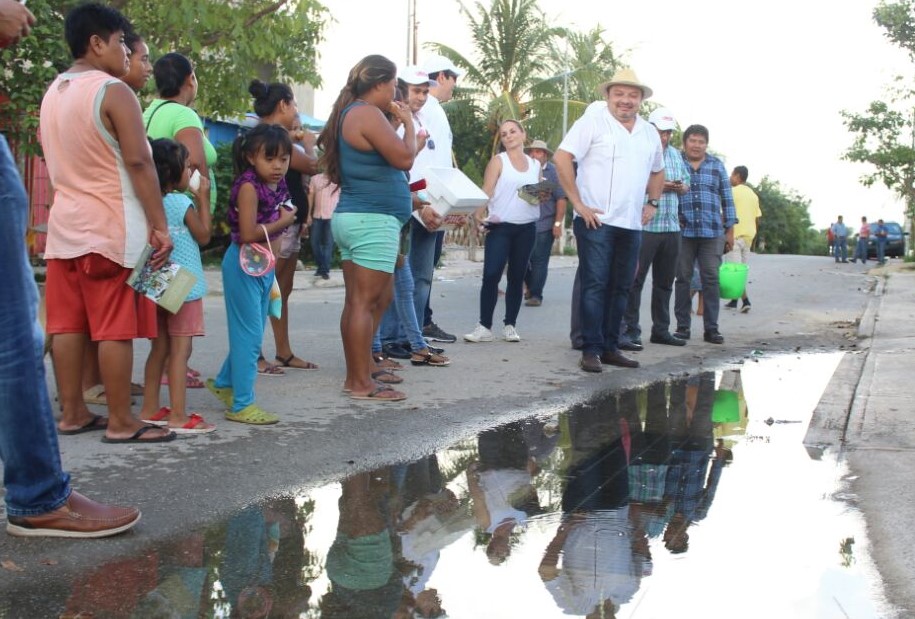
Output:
[58, 414, 108, 436]
[101, 425, 176, 444]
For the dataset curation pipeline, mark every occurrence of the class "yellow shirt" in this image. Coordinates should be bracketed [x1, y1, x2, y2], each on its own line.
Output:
[731, 184, 761, 241]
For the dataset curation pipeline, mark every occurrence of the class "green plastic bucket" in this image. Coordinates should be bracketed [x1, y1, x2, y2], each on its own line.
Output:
[719, 263, 749, 300]
[712, 389, 740, 423]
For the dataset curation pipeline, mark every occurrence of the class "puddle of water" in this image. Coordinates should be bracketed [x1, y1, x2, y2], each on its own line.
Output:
[5, 353, 896, 619]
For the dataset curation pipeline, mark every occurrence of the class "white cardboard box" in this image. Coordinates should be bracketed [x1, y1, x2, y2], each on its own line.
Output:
[423, 166, 488, 217]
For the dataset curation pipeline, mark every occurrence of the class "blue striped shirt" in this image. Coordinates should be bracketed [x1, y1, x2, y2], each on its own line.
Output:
[679, 151, 737, 239]
[644, 145, 690, 233]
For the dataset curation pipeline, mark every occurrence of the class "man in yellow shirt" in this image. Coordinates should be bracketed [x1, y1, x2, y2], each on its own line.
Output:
[724, 166, 761, 312]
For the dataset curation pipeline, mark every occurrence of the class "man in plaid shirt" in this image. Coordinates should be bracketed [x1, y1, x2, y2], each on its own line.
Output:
[621, 108, 691, 350]
[672, 125, 737, 345]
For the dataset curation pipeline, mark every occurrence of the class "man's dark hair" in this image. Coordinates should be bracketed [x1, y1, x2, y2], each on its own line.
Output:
[64, 3, 132, 60]
[427, 70, 458, 82]
[732, 166, 748, 183]
[682, 124, 709, 143]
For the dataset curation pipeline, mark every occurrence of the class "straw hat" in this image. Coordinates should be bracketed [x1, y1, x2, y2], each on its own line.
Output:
[598, 67, 653, 99]
[524, 139, 553, 155]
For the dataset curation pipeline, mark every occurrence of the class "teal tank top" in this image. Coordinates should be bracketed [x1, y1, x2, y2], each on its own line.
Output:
[335, 102, 411, 223]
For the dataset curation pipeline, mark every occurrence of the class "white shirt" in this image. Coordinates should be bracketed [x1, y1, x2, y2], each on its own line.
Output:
[410, 94, 453, 183]
[558, 107, 663, 230]
[489, 152, 540, 225]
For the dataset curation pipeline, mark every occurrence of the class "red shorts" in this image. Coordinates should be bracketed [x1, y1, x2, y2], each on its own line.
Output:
[45, 254, 157, 341]
[162, 298, 205, 337]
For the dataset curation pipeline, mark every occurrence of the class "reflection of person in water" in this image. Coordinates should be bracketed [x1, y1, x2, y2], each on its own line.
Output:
[467, 421, 547, 565]
[539, 391, 642, 617]
[663, 373, 729, 554]
[392, 454, 468, 618]
[219, 505, 278, 618]
[320, 469, 404, 619]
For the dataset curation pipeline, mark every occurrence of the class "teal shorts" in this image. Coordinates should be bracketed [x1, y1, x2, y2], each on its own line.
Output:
[331, 212, 401, 274]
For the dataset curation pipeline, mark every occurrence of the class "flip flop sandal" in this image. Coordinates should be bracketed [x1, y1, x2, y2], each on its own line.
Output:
[350, 385, 407, 402]
[160, 372, 207, 388]
[141, 406, 171, 426]
[187, 367, 201, 378]
[82, 384, 136, 406]
[225, 404, 279, 425]
[101, 425, 176, 444]
[257, 363, 285, 377]
[58, 414, 108, 435]
[170, 413, 216, 434]
[371, 369, 404, 384]
[410, 351, 451, 367]
[373, 353, 403, 370]
[274, 354, 319, 371]
[130, 382, 144, 396]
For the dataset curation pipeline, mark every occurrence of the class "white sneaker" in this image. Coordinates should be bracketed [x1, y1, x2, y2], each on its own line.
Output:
[464, 324, 494, 343]
[503, 324, 521, 342]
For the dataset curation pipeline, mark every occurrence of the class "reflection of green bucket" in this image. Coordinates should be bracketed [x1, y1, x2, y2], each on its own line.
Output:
[712, 389, 740, 423]
[719, 263, 749, 300]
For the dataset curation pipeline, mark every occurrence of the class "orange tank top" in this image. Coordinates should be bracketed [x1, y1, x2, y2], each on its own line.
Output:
[40, 70, 148, 267]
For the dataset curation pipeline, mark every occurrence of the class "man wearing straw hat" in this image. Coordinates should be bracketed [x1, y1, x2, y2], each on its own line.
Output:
[554, 68, 665, 374]
[672, 125, 737, 345]
[522, 139, 566, 307]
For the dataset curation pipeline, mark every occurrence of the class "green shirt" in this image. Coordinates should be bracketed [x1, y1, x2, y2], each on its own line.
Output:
[143, 99, 218, 212]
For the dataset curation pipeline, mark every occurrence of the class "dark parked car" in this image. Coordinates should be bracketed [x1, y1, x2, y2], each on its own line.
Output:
[867, 221, 906, 258]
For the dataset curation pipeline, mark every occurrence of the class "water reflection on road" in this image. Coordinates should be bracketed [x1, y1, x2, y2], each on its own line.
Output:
[38, 353, 896, 619]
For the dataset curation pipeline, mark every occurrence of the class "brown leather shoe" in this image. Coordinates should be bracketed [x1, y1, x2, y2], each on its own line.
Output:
[6, 491, 140, 538]
[579, 354, 603, 373]
[600, 350, 640, 368]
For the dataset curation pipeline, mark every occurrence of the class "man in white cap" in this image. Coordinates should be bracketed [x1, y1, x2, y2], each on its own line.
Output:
[522, 139, 567, 307]
[554, 68, 665, 374]
[408, 54, 464, 345]
[620, 108, 691, 350]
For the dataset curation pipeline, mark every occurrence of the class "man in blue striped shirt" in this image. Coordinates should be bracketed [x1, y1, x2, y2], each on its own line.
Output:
[673, 125, 737, 345]
[621, 108, 690, 349]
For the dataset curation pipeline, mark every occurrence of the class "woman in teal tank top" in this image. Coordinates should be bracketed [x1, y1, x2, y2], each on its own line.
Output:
[317, 55, 416, 402]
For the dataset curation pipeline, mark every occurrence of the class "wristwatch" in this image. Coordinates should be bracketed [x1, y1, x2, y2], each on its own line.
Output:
[647, 199, 660, 207]
[553, 222, 562, 228]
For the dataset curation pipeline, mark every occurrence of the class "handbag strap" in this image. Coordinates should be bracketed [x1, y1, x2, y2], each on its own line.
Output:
[145, 100, 178, 132]
[260, 224, 274, 256]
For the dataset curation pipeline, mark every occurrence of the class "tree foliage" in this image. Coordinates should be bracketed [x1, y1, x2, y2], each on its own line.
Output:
[0, 0, 329, 156]
[754, 176, 818, 255]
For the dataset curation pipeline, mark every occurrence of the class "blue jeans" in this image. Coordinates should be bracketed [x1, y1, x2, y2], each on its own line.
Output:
[310, 217, 334, 276]
[852, 237, 868, 263]
[0, 135, 72, 517]
[523, 229, 555, 301]
[479, 222, 536, 329]
[374, 260, 426, 353]
[833, 237, 847, 262]
[573, 219, 641, 355]
[409, 219, 438, 329]
[877, 239, 887, 263]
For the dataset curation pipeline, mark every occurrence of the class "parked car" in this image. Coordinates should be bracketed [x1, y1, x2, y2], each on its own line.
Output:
[867, 221, 906, 258]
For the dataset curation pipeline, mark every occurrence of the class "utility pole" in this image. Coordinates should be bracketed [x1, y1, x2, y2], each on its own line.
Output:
[406, 0, 419, 65]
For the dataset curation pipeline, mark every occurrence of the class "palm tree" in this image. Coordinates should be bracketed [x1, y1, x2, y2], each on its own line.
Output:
[428, 0, 561, 157]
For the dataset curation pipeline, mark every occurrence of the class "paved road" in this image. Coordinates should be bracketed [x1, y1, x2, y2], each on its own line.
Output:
[4, 251, 910, 612]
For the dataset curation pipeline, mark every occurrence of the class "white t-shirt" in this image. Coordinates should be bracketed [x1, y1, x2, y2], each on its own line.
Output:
[558, 108, 663, 230]
[489, 152, 541, 225]
[410, 94, 453, 183]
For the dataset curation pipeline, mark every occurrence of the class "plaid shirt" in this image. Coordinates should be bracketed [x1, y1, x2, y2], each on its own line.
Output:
[644, 145, 690, 233]
[678, 152, 737, 238]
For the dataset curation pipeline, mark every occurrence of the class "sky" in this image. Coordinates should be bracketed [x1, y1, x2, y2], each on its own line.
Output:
[310, 0, 912, 229]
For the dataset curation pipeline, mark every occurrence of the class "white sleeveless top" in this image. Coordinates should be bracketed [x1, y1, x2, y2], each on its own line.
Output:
[489, 152, 540, 225]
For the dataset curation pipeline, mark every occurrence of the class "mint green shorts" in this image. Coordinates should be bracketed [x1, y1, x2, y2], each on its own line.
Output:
[331, 212, 401, 274]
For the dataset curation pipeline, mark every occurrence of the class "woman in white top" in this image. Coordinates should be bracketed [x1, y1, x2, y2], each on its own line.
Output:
[465, 120, 541, 343]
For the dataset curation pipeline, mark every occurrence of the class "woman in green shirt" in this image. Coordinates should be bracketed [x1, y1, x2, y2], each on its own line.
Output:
[143, 53, 217, 214]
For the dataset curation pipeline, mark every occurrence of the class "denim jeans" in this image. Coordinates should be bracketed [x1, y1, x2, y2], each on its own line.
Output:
[0, 135, 72, 516]
[310, 217, 334, 276]
[523, 229, 555, 301]
[833, 237, 847, 262]
[674, 236, 724, 334]
[852, 237, 868, 263]
[479, 222, 536, 329]
[573, 219, 641, 356]
[877, 239, 887, 263]
[374, 260, 425, 353]
[409, 219, 438, 329]
[623, 231, 680, 339]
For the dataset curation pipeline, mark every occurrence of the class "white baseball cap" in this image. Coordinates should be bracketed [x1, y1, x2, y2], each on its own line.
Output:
[399, 65, 436, 86]
[648, 107, 677, 131]
[421, 54, 463, 77]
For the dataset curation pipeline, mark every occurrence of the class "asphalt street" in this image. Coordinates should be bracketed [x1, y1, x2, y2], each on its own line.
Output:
[2, 251, 912, 614]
